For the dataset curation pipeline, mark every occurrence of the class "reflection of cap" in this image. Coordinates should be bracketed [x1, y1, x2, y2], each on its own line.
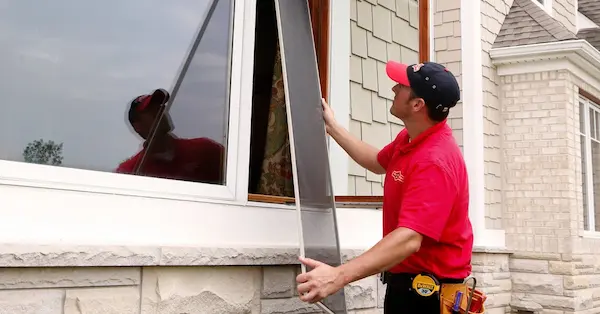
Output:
[127, 89, 170, 124]
[386, 61, 460, 113]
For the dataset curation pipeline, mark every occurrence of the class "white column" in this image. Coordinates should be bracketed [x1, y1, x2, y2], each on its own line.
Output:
[328, 0, 350, 195]
[461, 0, 504, 248]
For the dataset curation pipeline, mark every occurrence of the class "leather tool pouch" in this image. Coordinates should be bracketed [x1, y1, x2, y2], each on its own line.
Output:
[439, 283, 487, 314]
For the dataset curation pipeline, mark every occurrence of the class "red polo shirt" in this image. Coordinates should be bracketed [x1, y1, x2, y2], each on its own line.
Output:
[116, 137, 224, 184]
[377, 120, 473, 279]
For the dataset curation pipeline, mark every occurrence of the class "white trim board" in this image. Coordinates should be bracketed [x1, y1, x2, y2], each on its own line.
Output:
[461, 0, 503, 249]
[328, 0, 350, 195]
[490, 39, 600, 88]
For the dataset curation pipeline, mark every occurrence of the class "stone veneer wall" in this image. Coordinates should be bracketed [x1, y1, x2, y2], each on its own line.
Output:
[0, 249, 514, 313]
[0, 268, 384, 313]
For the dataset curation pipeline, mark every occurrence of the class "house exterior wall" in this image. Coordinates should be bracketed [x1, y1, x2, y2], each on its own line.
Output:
[0, 258, 389, 314]
[347, 0, 417, 196]
[499, 67, 600, 312]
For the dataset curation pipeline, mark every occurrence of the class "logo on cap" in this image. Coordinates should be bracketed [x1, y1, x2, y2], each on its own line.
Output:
[412, 63, 425, 72]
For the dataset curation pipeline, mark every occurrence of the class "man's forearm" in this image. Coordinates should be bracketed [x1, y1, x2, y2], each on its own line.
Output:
[336, 228, 422, 285]
[328, 122, 385, 175]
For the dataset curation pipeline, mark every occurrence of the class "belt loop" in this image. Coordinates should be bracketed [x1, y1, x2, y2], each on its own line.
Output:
[380, 271, 389, 284]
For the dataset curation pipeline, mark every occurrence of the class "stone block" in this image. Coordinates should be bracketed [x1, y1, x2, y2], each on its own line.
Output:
[0, 267, 140, 289]
[512, 273, 563, 295]
[0, 290, 63, 314]
[376, 274, 385, 308]
[509, 258, 549, 274]
[262, 266, 295, 299]
[349, 308, 383, 314]
[260, 298, 322, 314]
[141, 266, 262, 314]
[344, 276, 377, 310]
[64, 286, 139, 314]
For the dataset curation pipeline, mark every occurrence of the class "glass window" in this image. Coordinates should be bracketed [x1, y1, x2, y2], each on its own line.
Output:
[0, 0, 232, 186]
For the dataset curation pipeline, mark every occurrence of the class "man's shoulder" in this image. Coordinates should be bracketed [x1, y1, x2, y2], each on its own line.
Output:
[116, 152, 142, 173]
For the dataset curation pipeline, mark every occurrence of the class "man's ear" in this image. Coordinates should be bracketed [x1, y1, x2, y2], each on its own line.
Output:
[412, 97, 426, 112]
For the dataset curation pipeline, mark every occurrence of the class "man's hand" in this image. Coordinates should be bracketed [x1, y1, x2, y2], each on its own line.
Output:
[296, 257, 345, 304]
[321, 98, 337, 134]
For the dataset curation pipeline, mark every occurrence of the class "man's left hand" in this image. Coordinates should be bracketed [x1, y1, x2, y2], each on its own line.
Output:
[296, 257, 345, 304]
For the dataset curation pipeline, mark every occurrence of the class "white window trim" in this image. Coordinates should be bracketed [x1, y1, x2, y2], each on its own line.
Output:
[580, 95, 599, 232]
[328, 0, 350, 195]
[532, 0, 553, 15]
[0, 0, 254, 205]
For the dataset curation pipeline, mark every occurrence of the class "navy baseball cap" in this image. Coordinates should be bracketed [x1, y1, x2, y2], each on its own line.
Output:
[386, 61, 460, 113]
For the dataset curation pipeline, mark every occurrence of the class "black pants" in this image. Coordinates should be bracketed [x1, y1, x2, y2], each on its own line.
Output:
[383, 273, 463, 314]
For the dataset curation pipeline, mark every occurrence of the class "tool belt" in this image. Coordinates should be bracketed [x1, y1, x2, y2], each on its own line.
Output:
[381, 272, 487, 314]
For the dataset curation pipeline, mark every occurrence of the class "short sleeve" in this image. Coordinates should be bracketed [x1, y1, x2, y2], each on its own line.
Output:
[377, 141, 397, 170]
[396, 162, 456, 242]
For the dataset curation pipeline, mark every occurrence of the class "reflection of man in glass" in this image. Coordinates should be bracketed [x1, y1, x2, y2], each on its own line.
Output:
[116, 88, 224, 184]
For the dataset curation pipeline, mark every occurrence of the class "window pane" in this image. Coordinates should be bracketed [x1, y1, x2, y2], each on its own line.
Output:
[592, 141, 600, 231]
[138, 0, 232, 185]
[582, 135, 589, 230]
[590, 109, 596, 140]
[580, 102, 586, 133]
[0, 0, 230, 186]
[595, 111, 600, 140]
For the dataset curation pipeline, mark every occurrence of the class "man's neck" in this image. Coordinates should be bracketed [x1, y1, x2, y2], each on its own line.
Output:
[404, 120, 436, 140]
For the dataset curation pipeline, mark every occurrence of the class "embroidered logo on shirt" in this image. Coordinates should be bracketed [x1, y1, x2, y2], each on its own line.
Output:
[391, 170, 404, 183]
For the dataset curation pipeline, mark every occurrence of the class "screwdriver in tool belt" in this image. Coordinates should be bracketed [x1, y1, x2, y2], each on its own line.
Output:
[452, 291, 463, 314]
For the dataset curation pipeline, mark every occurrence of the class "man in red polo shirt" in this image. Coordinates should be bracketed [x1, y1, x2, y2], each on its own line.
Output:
[296, 61, 474, 313]
[116, 88, 224, 184]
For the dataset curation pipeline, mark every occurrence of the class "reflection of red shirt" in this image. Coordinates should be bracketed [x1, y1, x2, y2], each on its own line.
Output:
[377, 120, 472, 279]
[116, 137, 224, 184]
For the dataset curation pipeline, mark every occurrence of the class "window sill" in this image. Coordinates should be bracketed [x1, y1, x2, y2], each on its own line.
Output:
[582, 230, 600, 239]
[0, 184, 383, 267]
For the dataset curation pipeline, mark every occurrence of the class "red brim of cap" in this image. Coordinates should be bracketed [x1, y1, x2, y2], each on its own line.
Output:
[386, 61, 410, 86]
[138, 89, 170, 111]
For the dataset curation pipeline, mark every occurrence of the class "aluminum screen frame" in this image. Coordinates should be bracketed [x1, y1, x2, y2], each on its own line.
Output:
[274, 1, 347, 313]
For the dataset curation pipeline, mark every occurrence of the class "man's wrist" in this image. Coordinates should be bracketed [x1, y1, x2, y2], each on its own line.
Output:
[326, 121, 344, 138]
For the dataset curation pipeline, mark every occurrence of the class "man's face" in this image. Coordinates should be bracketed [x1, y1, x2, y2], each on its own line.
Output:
[131, 111, 158, 140]
[390, 83, 426, 121]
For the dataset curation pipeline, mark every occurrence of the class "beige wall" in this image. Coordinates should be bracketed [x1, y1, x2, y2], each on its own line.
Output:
[434, 0, 464, 146]
[499, 69, 600, 312]
[347, 0, 417, 196]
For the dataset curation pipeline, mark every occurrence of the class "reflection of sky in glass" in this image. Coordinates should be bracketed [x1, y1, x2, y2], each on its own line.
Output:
[0, 0, 229, 172]
[165, 0, 232, 144]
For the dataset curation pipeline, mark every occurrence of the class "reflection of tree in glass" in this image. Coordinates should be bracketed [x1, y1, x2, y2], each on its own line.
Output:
[22, 139, 64, 166]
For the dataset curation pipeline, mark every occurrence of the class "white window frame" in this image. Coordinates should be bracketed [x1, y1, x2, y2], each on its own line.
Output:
[0, 0, 256, 205]
[581, 95, 600, 233]
[532, 0, 553, 15]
